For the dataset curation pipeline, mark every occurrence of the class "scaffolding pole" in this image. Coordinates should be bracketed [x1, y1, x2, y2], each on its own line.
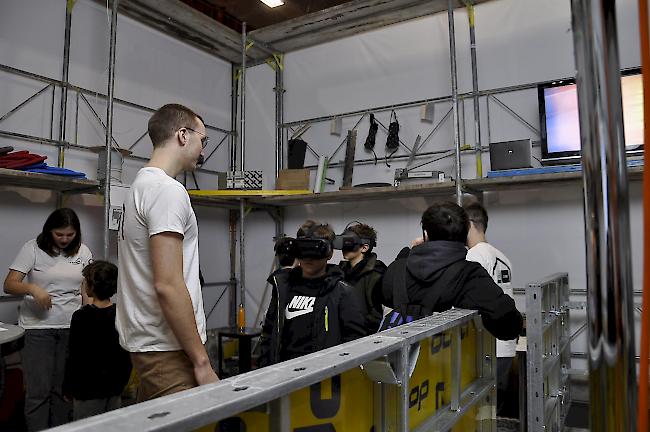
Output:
[240, 23, 247, 171]
[103, 0, 118, 260]
[447, 0, 462, 204]
[275, 56, 285, 179]
[570, 1, 637, 430]
[230, 64, 238, 172]
[466, 1, 482, 178]
[58, 3, 72, 169]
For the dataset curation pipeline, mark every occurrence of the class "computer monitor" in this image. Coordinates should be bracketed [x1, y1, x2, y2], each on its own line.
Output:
[538, 68, 643, 164]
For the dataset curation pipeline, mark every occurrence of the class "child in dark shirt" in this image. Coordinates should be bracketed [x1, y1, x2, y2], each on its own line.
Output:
[258, 221, 366, 367]
[63, 260, 132, 421]
[338, 223, 387, 334]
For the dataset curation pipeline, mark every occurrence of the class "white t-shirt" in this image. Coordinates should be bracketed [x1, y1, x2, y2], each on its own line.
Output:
[10, 239, 92, 329]
[116, 167, 206, 352]
[466, 241, 516, 357]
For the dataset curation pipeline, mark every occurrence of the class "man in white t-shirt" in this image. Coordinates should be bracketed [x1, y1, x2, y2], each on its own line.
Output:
[117, 103, 218, 401]
[464, 202, 516, 417]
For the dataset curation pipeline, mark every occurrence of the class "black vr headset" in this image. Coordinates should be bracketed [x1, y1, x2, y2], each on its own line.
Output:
[280, 224, 334, 260]
[332, 230, 376, 252]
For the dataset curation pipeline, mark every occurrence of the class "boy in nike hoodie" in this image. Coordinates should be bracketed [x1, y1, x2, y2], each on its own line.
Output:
[338, 223, 387, 335]
[258, 221, 366, 367]
[380, 202, 523, 341]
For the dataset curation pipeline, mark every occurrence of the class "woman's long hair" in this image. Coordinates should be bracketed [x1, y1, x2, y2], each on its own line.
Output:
[36, 208, 82, 257]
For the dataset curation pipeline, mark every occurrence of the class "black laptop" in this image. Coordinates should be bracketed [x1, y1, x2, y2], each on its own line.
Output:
[489, 139, 533, 171]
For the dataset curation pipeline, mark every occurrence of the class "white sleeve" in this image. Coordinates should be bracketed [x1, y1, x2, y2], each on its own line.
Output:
[466, 248, 492, 275]
[145, 184, 191, 237]
[9, 241, 36, 274]
[80, 244, 93, 266]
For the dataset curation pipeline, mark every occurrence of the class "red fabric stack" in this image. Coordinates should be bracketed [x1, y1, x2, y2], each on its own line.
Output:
[0, 150, 47, 169]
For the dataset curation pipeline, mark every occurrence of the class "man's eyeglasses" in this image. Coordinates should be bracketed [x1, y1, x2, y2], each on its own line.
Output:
[183, 127, 209, 148]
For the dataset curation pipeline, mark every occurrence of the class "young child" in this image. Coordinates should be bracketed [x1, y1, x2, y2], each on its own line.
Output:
[63, 260, 132, 421]
[258, 221, 366, 367]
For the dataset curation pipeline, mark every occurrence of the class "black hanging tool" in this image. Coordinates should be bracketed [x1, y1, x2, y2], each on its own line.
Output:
[385, 110, 400, 167]
[364, 113, 379, 164]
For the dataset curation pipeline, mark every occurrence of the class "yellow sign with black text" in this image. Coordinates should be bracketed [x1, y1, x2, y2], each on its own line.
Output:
[201, 321, 488, 431]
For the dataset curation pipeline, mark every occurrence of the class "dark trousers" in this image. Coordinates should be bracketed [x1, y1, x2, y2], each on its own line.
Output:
[497, 356, 514, 417]
[73, 396, 121, 421]
[22, 329, 72, 431]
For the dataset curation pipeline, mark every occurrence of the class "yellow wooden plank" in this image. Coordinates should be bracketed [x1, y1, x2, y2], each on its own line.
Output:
[188, 189, 311, 197]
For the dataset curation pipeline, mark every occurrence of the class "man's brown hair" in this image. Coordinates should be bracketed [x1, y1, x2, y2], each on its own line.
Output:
[148, 103, 204, 148]
[297, 219, 335, 242]
[347, 223, 377, 253]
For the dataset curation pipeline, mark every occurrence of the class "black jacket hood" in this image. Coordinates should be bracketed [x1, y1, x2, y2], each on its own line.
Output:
[406, 240, 467, 283]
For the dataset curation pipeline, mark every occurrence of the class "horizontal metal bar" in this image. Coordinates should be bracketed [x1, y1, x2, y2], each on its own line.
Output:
[49, 309, 480, 432]
[513, 287, 644, 296]
[0, 63, 231, 135]
[572, 351, 643, 362]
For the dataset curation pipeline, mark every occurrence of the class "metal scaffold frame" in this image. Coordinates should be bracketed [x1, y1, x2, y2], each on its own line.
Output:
[526, 273, 572, 431]
[49, 309, 496, 432]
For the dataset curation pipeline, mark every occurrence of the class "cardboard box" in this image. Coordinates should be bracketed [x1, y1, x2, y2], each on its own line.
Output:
[276, 169, 310, 190]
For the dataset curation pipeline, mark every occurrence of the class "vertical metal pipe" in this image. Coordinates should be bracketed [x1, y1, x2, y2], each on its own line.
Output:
[447, 0, 462, 204]
[467, 2, 483, 177]
[240, 23, 247, 171]
[230, 64, 238, 172]
[486, 94, 491, 145]
[50, 85, 56, 140]
[58, 2, 72, 168]
[74, 91, 79, 145]
[570, 1, 637, 430]
[275, 57, 285, 179]
[398, 345, 410, 431]
[103, 0, 118, 260]
[228, 210, 238, 328]
[239, 199, 246, 318]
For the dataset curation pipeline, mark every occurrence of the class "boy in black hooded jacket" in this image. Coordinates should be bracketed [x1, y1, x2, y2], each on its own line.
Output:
[258, 221, 366, 367]
[380, 202, 523, 341]
[338, 223, 387, 334]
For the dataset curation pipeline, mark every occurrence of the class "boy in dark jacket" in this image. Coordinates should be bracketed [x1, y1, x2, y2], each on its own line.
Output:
[338, 223, 387, 334]
[63, 260, 132, 421]
[380, 202, 523, 341]
[258, 221, 366, 367]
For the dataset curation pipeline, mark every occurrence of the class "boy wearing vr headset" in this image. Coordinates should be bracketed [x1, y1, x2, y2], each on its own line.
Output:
[379, 202, 522, 341]
[337, 223, 387, 334]
[258, 221, 366, 367]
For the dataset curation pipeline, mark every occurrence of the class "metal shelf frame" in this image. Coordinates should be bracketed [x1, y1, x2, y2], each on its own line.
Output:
[526, 273, 572, 432]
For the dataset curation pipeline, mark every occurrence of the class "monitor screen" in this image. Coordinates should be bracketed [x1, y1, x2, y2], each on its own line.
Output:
[539, 69, 643, 163]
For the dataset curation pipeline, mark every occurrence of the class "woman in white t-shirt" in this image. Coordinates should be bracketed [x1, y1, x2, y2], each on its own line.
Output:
[3, 208, 92, 431]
